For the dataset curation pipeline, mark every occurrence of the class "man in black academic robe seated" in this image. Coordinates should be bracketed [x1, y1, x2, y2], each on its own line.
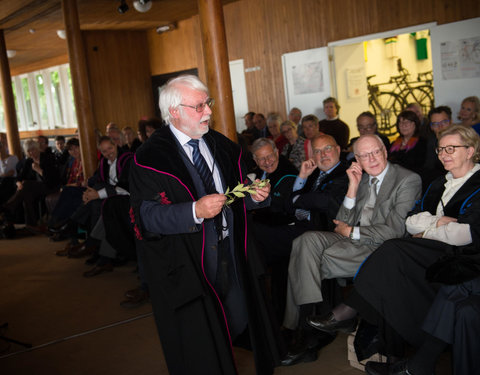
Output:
[248, 137, 298, 226]
[58, 136, 133, 269]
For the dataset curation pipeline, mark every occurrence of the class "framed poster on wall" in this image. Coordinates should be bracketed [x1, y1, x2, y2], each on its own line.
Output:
[282, 47, 331, 119]
[431, 17, 480, 116]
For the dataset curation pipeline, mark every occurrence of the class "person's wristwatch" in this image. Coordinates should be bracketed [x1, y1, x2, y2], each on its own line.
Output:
[349, 227, 354, 240]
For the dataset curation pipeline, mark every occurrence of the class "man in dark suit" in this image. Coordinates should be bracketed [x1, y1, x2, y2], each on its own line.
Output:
[256, 134, 349, 267]
[254, 134, 349, 328]
[253, 112, 271, 138]
[282, 134, 421, 365]
[129, 75, 282, 375]
[345, 112, 390, 161]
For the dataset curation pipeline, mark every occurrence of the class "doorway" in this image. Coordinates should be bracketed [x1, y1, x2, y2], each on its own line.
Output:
[329, 23, 435, 139]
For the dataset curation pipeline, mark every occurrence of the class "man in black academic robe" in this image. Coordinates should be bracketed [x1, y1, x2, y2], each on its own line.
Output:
[129, 75, 282, 375]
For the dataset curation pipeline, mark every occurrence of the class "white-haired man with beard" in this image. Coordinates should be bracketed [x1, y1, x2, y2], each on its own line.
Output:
[129, 75, 282, 375]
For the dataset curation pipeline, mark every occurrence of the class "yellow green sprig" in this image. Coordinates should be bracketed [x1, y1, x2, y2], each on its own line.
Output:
[224, 179, 270, 206]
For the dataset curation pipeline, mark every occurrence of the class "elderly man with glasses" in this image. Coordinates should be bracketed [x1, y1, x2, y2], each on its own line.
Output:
[129, 75, 284, 375]
[281, 134, 421, 366]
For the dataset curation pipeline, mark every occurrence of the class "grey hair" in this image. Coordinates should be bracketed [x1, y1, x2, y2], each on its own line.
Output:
[251, 137, 277, 156]
[267, 113, 282, 125]
[23, 139, 40, 155]
[159, 75, 209, 124]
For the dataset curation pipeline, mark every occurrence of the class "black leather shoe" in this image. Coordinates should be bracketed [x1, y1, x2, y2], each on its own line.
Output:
[280, 346, 318, 366]
[307, 312, 358, 333]
[365, 359, 414, 375]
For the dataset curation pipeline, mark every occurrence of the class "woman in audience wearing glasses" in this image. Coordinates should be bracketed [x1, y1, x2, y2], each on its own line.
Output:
[388, 110, 427, 175]
[306, 124, 480, 375]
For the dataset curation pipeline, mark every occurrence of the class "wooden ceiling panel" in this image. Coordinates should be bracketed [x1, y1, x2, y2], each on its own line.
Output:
[0, 0, 237, 75]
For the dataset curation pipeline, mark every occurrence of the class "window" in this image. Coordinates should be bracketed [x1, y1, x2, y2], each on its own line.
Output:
[0, 63, 77, 132]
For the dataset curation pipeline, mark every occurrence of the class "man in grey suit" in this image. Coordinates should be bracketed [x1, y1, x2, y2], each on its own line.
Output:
[281, 134, 422, 365]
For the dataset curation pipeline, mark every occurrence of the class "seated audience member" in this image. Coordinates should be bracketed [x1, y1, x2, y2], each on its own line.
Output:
[422, 106, 452, 190]
[267, 113, 288, 153]
[346, 112, 390, 160]
[1, 139, 60, 234]
[249, 137, 297, 225]
[137, 119, 148, 143]
[406, 102, 431, 139]
[54, 135, 70, 169]
[256, 135, 348, 324]
[57, 138, 84, 188]
[308, 124, 480, 375]
[58, 136, 133, 263]
[388, 110, 427, 175]
[302, 114, 321, 160]
[281, 134, 421, 366]
[48, 138, 85, 234]
[37, 135, 52, 154]
[122, 126, 142, 152]
[0, 138, 19, 206]
[457, 95, 480, 133]
[144, 117, 164, 139]
[318, 97, 350, 150]
[241, 111, 260, 144]
[254, 112, 270, 138]
[0, 132, 8, 152]
[280, 120, 306, 170]
[288, 107, 303, 137]
[106, 126, 127, 151]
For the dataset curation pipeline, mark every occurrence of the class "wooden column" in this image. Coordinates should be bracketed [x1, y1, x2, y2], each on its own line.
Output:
[198, 0, 237, 142]
[62, 0, 98, 177]
[0, 30, 22, 160]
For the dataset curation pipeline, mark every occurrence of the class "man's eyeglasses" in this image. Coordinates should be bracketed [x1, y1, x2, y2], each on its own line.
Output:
[430, 119, 450, 128]
[255, 153, 277, 164]
[435, 145, 469, 155]
[179, 98, 215, 113]
[313, 145, 335, 155]
[355, 147, 384, 161]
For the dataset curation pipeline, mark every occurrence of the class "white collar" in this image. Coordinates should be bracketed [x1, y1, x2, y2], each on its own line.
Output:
[168, 123, 207, 147]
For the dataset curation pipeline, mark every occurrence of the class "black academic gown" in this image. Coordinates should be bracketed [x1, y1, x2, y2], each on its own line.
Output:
[130, 127, 282, 375]
[250, 155, 298, 225]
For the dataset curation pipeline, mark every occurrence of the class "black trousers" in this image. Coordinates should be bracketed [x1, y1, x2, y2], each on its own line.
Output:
[4, 180, 57, 225]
